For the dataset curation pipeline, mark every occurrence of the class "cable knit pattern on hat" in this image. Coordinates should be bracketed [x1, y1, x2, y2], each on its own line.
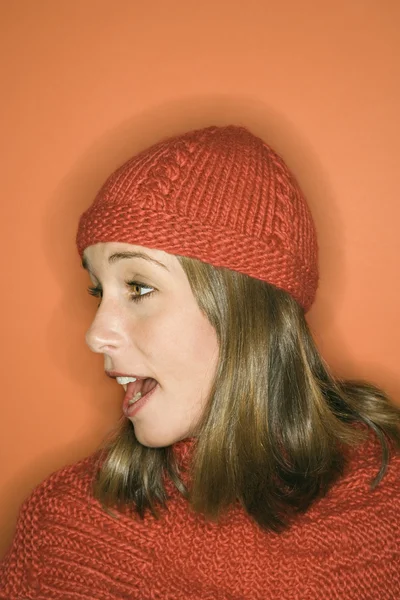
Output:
[76, 125, 319, 312]
[1, 428, 399, 599]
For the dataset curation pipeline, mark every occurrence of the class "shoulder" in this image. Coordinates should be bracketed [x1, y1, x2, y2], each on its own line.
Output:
[343, 423, 399, 491]
[4, 450, 103, 535]
[311, 423, 400, 519]
[10, 449, 102, 520]
[35, 450, 101, 499]
[0, 451, 103, 597]
[15, 450, 102, 518]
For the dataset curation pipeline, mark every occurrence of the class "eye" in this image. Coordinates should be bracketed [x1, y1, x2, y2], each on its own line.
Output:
[86, 281, 155, 304]
[126, 281, 155, 303]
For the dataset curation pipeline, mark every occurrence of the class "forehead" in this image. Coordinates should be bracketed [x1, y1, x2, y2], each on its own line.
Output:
[82, 242, 176, 273]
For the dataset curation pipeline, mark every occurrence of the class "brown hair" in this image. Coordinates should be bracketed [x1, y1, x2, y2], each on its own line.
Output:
[91, 256, 400, 532]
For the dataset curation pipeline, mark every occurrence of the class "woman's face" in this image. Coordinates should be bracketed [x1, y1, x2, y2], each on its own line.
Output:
[82, 242, 219, 447]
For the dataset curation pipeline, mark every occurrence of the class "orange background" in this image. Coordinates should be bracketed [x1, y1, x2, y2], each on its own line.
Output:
[1, 1, 399, 557]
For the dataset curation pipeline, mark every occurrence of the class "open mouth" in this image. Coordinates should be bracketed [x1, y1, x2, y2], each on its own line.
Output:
[121, 377, 159, 417]
[125, 377, 158, 405]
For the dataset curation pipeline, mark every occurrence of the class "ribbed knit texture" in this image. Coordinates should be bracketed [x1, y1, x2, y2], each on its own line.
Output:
[1, 428, 399, 599]
[76, 125, 319, 312]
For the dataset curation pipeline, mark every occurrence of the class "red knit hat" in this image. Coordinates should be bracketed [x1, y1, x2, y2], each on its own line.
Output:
[76, 125, 319, 312]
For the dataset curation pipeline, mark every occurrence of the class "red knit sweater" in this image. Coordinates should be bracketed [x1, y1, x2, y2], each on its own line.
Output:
[1, 428, 399, 600]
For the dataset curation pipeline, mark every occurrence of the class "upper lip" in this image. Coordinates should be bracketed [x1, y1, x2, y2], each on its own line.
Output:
[106, 370, 148, 380]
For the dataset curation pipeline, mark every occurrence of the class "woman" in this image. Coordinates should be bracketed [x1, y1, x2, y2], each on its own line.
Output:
[1, 125, 399, 599]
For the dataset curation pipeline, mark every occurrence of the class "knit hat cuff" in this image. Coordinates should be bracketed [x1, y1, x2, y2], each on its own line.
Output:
[77, 205, 318, 312]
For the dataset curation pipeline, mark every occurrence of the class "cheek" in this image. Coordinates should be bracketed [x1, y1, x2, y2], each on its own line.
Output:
[168, 309, 219, 376]
[130, 305, 218, 373]
[189, 316, 219, 362]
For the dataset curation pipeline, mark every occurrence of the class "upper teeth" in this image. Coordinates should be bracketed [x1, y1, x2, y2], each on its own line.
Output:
[116, 376, 137, 384]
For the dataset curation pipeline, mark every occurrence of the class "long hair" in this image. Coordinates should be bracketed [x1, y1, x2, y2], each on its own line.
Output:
[91, 256, 400, 532]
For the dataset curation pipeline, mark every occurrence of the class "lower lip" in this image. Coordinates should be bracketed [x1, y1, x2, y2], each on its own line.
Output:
[123, 383, 159, 418]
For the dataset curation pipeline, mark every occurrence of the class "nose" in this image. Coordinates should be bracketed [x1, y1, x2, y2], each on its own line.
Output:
[85, 299, 124, 354]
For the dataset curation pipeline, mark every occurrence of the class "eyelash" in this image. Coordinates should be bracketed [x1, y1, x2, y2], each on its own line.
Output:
[87, 281, 154, 304]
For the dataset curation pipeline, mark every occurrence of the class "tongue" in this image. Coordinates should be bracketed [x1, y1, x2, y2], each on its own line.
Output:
[125, 378, 157, 401]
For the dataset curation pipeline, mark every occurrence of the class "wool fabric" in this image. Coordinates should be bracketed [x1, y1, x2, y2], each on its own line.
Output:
[1, 426, 399, 599]
[76, 125, 319, 312]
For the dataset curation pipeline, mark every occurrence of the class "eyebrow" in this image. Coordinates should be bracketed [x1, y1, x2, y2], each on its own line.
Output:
[81, 251, 169, 273]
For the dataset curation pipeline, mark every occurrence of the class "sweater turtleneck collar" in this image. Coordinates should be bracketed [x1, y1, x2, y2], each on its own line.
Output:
[171, 437, 197, 471]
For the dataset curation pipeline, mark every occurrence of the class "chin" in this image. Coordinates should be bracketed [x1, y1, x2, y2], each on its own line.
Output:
[133, 425, 184, 449]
